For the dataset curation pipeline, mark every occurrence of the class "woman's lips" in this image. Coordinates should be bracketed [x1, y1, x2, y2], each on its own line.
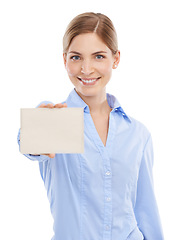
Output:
[77, 77, 100, 85]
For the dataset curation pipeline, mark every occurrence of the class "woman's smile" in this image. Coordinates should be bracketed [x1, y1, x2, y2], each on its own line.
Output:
[77, 77, 101, 85]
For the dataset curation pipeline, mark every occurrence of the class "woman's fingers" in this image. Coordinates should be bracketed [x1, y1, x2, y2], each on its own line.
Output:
[38, 103, 54, 108]
[43, 153, 56, 158]
[46, 103, 54, 108]
[54, 103, 67, 108]
[62, 103, 67, 107]
[38, 103, 67, 108]
[38, 103, 46, 108]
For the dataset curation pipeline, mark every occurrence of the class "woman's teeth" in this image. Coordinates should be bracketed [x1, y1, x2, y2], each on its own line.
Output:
[82, 79, 96, 83]
[79, 78, 99, 83]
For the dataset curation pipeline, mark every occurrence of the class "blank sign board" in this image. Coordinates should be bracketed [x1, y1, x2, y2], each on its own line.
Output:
[20, 108, 84, 154]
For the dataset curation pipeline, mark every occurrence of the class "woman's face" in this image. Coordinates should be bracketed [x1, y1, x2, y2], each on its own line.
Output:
[63, 33, 120, 98]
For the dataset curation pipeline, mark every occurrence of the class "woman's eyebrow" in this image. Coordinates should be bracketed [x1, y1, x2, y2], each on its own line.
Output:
[92, 51, 107, 55]
[68, 51, 108, 55]
[68, 51, 81, 55]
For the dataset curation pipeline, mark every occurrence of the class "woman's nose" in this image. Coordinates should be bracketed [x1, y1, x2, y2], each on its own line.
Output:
[81, 60, 94, 75]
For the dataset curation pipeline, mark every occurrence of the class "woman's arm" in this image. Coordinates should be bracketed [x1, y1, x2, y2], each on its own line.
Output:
[134, 135, 164, 239]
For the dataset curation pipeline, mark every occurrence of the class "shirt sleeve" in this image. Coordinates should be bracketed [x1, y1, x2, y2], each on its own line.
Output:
[134, 134, 164, 240]
[17, 100, 53, 162]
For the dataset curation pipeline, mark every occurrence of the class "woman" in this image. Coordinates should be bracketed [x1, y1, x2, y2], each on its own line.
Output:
[18, 12, 164, 240]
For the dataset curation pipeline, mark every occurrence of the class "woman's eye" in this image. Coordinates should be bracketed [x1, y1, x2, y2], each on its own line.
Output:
[70, 56, 80, 60]
[96, 55, 105, 59]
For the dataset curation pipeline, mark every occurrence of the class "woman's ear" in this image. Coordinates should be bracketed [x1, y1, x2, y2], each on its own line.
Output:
[112, 50, 120, 69]
[63, 53, 67, 68]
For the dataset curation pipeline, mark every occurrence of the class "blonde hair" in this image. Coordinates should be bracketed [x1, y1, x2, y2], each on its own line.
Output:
[63, 12, 118, 55]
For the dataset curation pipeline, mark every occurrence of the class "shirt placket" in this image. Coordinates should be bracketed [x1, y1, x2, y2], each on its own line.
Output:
[84, 111, 114, 240]
[100, 147, 113, 240]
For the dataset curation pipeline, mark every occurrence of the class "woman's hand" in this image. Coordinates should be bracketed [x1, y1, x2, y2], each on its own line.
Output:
[36, 102, 68, 158]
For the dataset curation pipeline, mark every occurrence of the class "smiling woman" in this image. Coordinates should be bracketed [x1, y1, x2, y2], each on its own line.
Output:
[63, 12, 120, 101]
[18, 12, 164, 240]
[63, 33, 120, 99]
[63, 12, 120, 105]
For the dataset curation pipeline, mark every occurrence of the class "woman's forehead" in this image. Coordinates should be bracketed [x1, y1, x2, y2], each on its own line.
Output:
[68, 33, 111, 54]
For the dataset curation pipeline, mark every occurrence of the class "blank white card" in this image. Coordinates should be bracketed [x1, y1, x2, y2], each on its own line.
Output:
[20, 108, 84, 154]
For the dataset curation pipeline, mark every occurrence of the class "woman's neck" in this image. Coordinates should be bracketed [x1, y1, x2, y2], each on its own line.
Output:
[75, 89, 111, 115]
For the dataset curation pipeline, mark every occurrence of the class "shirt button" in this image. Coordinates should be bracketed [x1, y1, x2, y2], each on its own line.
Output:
[106, 171, 111, 176]
[106, 197, 111, 202]
[105, 225, 110, 230]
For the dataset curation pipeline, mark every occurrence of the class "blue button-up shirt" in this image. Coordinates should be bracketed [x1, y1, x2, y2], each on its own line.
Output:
[18, 89, 164, 240]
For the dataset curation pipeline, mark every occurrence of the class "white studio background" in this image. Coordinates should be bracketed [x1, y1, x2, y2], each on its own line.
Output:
[0, 0, 170, 239]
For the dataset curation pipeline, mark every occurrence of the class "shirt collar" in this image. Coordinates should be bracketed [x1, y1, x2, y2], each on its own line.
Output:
[66, 88, 131, 123]
[66, 88, 89, 110]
